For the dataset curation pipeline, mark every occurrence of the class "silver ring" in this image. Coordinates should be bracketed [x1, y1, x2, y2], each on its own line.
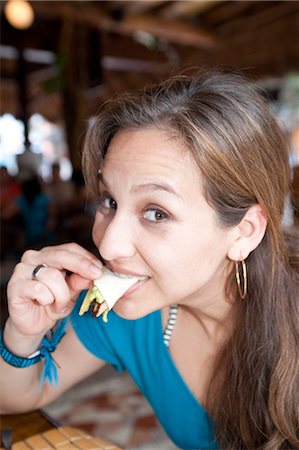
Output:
[32, 264, 48, 280]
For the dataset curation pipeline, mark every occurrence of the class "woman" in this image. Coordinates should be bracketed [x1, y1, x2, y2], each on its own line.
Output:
[1, 70, 298, 449]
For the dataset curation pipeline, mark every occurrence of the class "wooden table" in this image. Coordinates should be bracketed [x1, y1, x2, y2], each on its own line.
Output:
[1, 410, 58, 444]
[0, 410, 122, 449]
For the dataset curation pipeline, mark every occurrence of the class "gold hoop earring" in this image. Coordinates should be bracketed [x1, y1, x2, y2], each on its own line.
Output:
[235, 259, 247, 299]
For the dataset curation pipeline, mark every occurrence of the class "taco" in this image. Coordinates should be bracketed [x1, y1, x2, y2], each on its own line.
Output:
[79, 267, 144, 322]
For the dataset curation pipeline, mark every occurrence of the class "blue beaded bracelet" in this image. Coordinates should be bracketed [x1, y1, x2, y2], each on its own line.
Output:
[0, 318, 68, 386]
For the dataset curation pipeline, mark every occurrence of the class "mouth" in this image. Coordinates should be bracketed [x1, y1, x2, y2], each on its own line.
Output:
[119, 275, 149, 298]
[104, 264, 148, 282]
[108, 269, 149, 300]
[110, 270, 147, 282]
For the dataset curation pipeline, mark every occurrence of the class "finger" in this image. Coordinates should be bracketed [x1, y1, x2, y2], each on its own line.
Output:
[41, 242, 97, 259]
[21, 246, 103, 281]
[8, 277, 55, 309]
[27, 265, 72, 314]
[21, 244, 103, 276]
[9, 262, 91, 319]
[67, 272, 94, 294]
[28, 265, 95, 311]
[45, 297, 77, 322]
[9, 263, 71, 315]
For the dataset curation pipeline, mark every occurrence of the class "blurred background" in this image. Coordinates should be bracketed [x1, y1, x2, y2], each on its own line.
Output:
[1, 1, 299, 448]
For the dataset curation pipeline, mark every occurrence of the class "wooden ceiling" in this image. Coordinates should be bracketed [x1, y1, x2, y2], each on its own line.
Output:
[1, 0, 298, 166]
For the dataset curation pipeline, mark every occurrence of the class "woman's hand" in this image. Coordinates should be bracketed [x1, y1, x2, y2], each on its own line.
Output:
[6, 243, 103, 336]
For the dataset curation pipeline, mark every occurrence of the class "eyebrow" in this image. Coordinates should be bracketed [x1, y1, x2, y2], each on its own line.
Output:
[100, 175, 182, 200]
[133, 182, 183, 199]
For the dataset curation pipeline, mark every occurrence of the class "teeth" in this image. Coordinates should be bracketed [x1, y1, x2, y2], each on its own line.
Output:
[114, 272, 133, 279]
[111, 271, 146, 281]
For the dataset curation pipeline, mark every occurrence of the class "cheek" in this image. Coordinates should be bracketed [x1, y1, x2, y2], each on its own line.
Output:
[92, 213, 105, 246]
[160, 231, 228, 287]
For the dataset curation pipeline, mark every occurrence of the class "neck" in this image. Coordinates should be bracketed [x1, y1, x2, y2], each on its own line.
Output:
[180, 295, 236, 343]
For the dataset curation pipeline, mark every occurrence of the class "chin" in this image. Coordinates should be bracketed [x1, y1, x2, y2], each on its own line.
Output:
[113, 301, 156, 321]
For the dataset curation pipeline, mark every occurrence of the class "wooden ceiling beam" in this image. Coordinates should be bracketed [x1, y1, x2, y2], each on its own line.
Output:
[159, 0, 220, 20]
[31, 1, 216, 49]
[216, 1, 299, 36]
[122, 15, 215, 48]
[201, 1, 253, 26]
[90, 13, 216, 49]
[182, 15, 299, 76]
[101, 56, 170, 74]
[119, 1, 165, 16]
[30, 1, 71, 20]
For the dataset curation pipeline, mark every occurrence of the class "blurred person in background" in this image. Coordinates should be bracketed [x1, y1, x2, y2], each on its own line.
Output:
[0, 166, 21, 209]
[44, 162, 75, 211]
[2, 175, 53, 249]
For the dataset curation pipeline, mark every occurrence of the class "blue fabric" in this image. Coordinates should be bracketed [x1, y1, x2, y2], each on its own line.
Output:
[17, 194, 50, 245]
[0, 318, 67, 386]
[71, 292, 219, 450]
[40, 317, 68, 386]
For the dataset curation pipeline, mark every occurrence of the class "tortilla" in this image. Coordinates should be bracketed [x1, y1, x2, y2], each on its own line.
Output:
[79, 267, 143, 322]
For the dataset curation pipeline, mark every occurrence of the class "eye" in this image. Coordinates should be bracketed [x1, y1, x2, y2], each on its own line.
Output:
[143, 208, 169, 222]
[98, 193, 117, 212]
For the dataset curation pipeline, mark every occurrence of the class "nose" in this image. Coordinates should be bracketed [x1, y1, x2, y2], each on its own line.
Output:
[94, 212, 136, 262]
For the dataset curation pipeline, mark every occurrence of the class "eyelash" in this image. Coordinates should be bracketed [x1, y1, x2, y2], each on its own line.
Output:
[97, 193, 170, 223]
[97, 193, 117, 212]
[143, 207, 169, 223]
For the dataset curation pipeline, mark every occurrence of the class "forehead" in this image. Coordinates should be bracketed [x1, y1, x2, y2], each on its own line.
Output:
[103, 127, 201, 184]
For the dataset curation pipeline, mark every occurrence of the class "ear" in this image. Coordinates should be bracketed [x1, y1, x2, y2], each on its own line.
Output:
[227, 204, 267, 261]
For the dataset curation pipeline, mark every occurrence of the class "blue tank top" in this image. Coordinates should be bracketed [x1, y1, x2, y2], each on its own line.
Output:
[71, 292, 219, 450]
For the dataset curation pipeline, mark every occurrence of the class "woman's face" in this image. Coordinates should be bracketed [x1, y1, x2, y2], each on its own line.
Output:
[92, 128, 236, 319]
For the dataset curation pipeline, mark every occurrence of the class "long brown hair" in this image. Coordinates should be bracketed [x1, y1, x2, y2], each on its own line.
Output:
[82, 70, 299, 449]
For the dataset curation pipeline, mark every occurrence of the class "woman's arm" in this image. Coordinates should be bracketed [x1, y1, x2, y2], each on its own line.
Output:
[0, 242, 104, 413]
[0, 323, 106, 413]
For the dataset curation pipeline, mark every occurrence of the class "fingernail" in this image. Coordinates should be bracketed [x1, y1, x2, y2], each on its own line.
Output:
[90, 264, 102, 275]
[93, 259, 102, 268]
[59, 307, 68, 314]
